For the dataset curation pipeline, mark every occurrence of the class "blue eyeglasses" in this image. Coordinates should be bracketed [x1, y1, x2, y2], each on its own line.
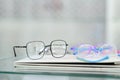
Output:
[71, 44, 117, 63]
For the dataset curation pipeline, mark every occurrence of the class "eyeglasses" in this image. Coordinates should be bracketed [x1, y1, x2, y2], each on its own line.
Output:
[13, 40, 68, 60]
[71, 44, 117, 63]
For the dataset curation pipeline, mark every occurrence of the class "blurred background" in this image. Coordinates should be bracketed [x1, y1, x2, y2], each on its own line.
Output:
[0, 0, 119, 58]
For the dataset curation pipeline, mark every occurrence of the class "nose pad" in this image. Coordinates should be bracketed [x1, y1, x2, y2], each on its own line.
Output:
[45, 47, 50, 54]
[73, 52, 78, 55]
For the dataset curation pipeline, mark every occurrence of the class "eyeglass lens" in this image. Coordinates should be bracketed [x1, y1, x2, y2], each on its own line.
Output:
[51, 40, 67, 58]
[26, 41, 45, 59]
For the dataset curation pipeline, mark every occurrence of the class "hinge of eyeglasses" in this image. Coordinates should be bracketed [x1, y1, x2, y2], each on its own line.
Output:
[66, 44, 68, 46]
[13, 46, 27, 57]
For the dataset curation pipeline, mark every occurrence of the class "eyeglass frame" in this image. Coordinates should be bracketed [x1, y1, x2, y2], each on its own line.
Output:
[13, 40, 68, 60]
[71, 44, 116, 55]
[70, 44, 117, 62]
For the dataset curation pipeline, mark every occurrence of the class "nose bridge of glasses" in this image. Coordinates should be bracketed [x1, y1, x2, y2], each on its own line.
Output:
[38, 45, 50, 55]
[45, 45, 51, 47]
[92, 47, 105, 53]
[93, 47, 101, 53]
[45, 45, 51, 52]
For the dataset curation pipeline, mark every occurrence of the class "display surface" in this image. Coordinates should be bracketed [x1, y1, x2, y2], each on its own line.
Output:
[1, 57, 120, 79]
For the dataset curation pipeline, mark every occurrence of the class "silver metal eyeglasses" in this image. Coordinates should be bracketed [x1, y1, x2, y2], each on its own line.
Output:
[13, 40, 68, 60]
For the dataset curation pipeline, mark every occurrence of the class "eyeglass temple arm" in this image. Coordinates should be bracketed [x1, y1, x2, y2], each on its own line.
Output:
[13, 46, 27, 57]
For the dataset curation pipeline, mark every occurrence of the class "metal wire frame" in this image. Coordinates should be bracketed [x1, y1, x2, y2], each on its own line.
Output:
[13, 40, 68, 60]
